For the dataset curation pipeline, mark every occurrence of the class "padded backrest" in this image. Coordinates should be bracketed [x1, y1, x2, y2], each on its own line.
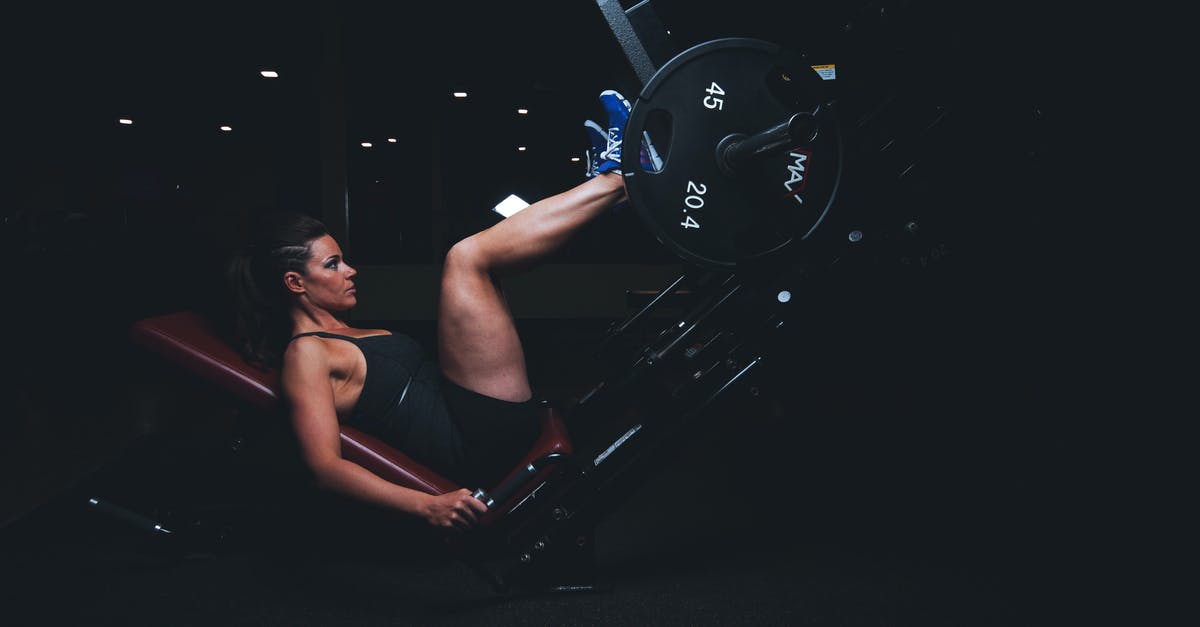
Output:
[129, 310, 281, 413]
[128, 311, 572, 499]
[128, 311, 458, 494]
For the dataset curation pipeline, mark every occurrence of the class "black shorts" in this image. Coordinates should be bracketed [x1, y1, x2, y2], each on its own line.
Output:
[441, 377, 540, 490]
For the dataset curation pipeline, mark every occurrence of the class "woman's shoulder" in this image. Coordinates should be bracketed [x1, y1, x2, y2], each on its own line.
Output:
[281, 327, 402, 361]
[277, 337, 334, 394]
[282, 333, 332, 364]
[284, 326, 391, 344]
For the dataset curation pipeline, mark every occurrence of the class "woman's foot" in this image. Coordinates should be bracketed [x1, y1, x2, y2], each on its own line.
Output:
[594, 90, 662, 175]
[597, 90, 630, 174]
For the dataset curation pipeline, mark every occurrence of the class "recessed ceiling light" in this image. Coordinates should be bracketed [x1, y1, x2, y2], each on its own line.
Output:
[260, 70, 279, 78]
[517, 108, 529, 115]
[219, 125, 232, 132]
[570, 157, 580, 162]
[361, 142, 373, 148]
[452, 92, 468, 99]
[517, 146, 526, 151]
[118, 118, 133, 125]
[387, 138, 397, 143]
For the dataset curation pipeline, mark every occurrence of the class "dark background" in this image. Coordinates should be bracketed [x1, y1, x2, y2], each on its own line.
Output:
[1, 1, 1174, 624]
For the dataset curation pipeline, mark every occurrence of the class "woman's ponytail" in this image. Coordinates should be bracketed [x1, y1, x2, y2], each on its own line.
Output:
[225, 212, 328, 369]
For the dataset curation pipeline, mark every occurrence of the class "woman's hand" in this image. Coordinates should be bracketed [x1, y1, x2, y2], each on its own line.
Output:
[422, 489, 489, 531]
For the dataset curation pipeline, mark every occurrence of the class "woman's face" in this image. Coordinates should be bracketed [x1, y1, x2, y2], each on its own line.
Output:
[289, 234, 358, 312]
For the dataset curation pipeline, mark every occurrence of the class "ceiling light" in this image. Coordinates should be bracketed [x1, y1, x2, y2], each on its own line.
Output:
[387, 138, 397, 143]
[570, 157, 580, 162]
[361, 142, 373, 148]
[452, 92, 468, 99]
[517, 108, 528, 115]
[260, 70, 279, 78]
[118, 118, 133, 125]
[219, 125, 232, 132]
[517, 146, 526, 151]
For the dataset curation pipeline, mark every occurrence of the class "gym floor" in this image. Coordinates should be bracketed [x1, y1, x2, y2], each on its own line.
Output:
[0, 475, 1063, 627]
[0, 395, 1084, 627]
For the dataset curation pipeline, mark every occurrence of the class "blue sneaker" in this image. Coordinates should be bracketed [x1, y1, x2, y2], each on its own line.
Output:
[598, 89, 662, 173]
[583, 119, 606, 179]
[597, 89, 630, 173]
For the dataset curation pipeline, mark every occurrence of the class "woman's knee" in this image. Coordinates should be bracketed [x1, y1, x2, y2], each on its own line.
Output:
[442, 236, 502, 301]
[444, 235, 488, 276]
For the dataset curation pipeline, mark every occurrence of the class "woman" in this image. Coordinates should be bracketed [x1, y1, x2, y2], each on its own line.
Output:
[227, 90, 639, 532]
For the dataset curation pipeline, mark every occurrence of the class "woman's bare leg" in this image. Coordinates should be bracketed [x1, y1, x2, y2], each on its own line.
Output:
[438, 173, 626, 401]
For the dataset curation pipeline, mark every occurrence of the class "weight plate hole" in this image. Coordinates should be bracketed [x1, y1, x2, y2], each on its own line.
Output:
[638, 109, 673, 174]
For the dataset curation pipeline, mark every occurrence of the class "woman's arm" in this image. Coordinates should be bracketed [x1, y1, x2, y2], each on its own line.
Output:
[281, 338, 487, 530]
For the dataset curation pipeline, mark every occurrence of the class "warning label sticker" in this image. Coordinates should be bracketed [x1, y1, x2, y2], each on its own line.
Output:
[811, 64, 836, 81]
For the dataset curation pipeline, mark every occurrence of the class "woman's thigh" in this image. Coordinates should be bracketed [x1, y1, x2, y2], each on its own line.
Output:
[436, 236, 532, 403]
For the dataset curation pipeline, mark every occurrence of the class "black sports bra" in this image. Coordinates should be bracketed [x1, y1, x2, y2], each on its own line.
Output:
[287, 331, 460, 475]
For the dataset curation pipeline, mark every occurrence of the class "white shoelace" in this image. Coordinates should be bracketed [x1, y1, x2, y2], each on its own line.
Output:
[601, 127, 622, 162]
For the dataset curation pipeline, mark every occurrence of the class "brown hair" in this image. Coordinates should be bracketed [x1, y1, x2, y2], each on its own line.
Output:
[225, 211, 328, 368]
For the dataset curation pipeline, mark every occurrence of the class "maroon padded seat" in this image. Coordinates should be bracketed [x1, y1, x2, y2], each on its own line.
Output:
[128, 311, 574, 507]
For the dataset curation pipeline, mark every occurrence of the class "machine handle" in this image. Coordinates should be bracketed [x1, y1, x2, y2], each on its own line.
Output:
[471, 452, 569, 510]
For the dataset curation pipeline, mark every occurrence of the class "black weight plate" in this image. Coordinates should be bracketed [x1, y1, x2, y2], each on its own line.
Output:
[623, 38, 842, 270]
